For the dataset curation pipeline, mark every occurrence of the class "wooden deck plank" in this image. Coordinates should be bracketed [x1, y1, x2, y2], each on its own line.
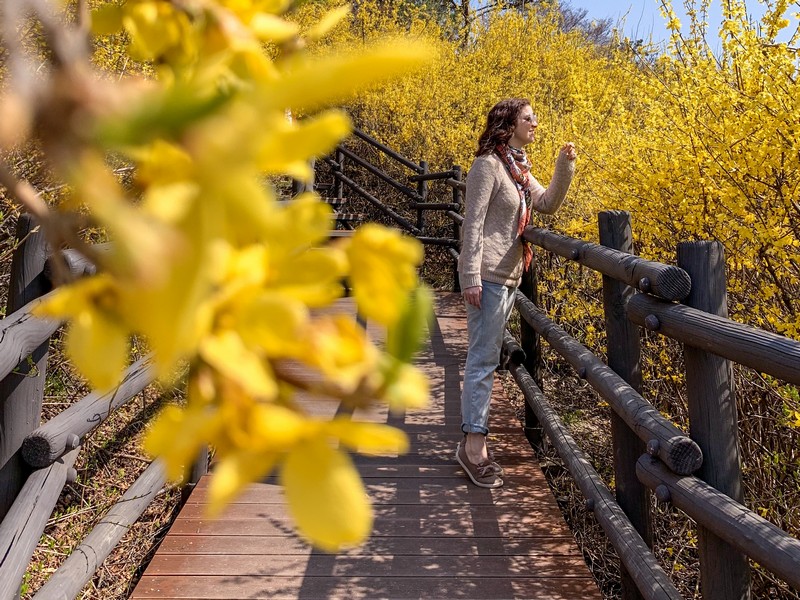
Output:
[142, 554, 594, 577]
[131, 293, 601, 599]
[132, 575, 600, 599]
[154, 535, 583, 556]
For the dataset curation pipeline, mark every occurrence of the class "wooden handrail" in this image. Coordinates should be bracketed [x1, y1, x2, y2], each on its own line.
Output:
[408, 170, 456, 182]
[0, 448, 79, 595]
[508, 361, 683, 600]
[332, 170, 421, 235]
[515, 292, 703, 475]
[524, 227, 692, 301]
[32, 460, 166, 600]
[627, 293, 800, 386]
[0, 293, 61, 381]
[335, 145, 422, 200]
[352, 129, 424, 173]
[22, 355, 157, 467]
[637, 455, 800, 590]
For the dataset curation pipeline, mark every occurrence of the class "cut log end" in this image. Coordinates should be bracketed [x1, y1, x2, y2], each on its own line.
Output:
[22, 434, 60, 468]
[666, 436, 703, 475]
[652, 267, 692, 302]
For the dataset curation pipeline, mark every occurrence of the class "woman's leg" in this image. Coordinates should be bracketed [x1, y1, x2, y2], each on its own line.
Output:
[460, 281, 516, 463]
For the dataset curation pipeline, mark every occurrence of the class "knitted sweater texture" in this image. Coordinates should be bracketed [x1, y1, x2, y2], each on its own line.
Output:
[458, 152, 575, 289]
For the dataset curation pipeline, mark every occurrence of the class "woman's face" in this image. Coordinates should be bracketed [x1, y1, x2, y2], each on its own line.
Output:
[509, 105, 538, 148]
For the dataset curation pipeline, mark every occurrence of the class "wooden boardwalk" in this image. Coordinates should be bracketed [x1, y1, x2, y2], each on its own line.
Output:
[131, 293, 602, 599]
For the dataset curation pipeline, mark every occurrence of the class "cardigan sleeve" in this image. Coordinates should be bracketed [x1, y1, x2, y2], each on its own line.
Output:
[528, 151, 576, 215]
[458, 157, 496, 290]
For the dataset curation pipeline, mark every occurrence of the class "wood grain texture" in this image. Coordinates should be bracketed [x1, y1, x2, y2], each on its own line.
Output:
[599, 210, 650, 600]
[637, 454, 800, 591]
[130, 294, 602, 600]
[509, 362, 682, 600]
[677, 241, 750, 600]
[33, 460, 166, 600]
[22, 355, 157, 467]
[515, 292, 702, 475]
[627, 293, 800, 386]
[524, 227, 691, 301]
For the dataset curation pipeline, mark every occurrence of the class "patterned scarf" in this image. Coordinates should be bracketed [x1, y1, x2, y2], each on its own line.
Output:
[494, 143, 533, 270]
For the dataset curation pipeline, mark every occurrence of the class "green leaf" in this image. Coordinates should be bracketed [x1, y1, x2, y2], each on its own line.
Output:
[386, 285, 433, 364]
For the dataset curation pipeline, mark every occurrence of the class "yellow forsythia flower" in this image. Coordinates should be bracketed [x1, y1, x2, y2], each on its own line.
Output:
[346, 224, 423, 327]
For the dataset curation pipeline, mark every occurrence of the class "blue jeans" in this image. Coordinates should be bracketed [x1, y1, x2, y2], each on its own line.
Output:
[461, 281, 517, 435]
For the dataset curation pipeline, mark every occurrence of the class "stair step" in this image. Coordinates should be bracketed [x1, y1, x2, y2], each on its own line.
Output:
[334, 212, 365, 222]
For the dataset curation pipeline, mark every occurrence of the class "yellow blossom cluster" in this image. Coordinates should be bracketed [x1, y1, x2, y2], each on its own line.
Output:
[1, 0, 434, 552]
[310, 0, 800, 377]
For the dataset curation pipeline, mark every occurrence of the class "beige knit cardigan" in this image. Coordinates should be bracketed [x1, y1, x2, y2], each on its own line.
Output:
[458, 151, 575, 290]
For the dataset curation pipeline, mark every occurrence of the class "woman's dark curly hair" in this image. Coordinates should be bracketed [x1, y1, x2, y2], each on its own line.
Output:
[475, 98, 531, 157]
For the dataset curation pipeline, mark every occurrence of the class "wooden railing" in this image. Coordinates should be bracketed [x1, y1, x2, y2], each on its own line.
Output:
[318, 128, 464, 290]
[0, 216, 199, 600]
[505, 212, 800, 600]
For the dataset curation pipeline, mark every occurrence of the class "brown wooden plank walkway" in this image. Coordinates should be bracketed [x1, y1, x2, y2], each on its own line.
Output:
[131, 293, 602, 599]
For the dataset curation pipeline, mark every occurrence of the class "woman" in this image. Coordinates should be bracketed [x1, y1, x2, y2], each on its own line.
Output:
[457, 98, 577, 488]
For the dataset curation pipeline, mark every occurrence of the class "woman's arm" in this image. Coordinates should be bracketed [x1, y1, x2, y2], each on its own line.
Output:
[529, 143, 578, 215]
[459, 157, 496, 291]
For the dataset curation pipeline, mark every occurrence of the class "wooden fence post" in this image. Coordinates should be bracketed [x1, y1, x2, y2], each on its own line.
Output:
[677, 241, 750, 600]
[599, 210, 650, 600]
[519, 263, 543, 450]
[291, 159, 315, 196]
[416, 160, 428, 234]
[451, 165, 462, 293]
[334, 149, 345, 207]
[0, 214, 50, 521]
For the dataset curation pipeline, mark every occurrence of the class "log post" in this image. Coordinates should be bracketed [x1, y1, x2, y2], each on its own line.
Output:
[334, 148, 345, 207]
[416, 160, 428, 234]
[677, 241, 750, 600]
[452, 165, 462, 293]
[599, 210, 650, 600]
[291, 159, 315, 196]
[518, 265, 543, 450]
[0, 214, 50, 522]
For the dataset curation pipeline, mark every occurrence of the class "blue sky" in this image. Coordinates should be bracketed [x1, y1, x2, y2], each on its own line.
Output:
[563, 0, 798, 50]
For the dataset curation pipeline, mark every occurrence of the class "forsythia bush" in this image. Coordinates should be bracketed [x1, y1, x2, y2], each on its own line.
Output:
[0, 0, 434, 552]
[315, 0, 799, 341]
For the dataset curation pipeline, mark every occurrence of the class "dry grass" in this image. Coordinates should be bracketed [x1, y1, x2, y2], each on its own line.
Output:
[20, 337, 185, 599]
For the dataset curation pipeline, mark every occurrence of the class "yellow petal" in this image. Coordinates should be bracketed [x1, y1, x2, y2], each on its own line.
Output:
[200, 331, 277, 399]
[383, 362, 429, 411]
[326, 419, 409, 456]
[304, 316, 379, 392]
[66, 309, 129, 391]
[259, 40, 432, 112]
[32, 275, 116, 319]
[271, 249, 347, 307]
[305, 5, 351, 41]
[257, 111, 352, 177]
[250, 403, 313, 450]
[347, 224, 423, 326]
[207, 450, 279, 516]
[144, 404, 217, 481]
[235, 293, 309, 356]
[249, 13, 299, 42]
[281, 439, 372, 552]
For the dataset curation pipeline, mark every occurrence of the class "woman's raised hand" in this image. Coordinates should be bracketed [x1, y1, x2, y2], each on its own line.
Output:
[559, 142, 578, 161]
